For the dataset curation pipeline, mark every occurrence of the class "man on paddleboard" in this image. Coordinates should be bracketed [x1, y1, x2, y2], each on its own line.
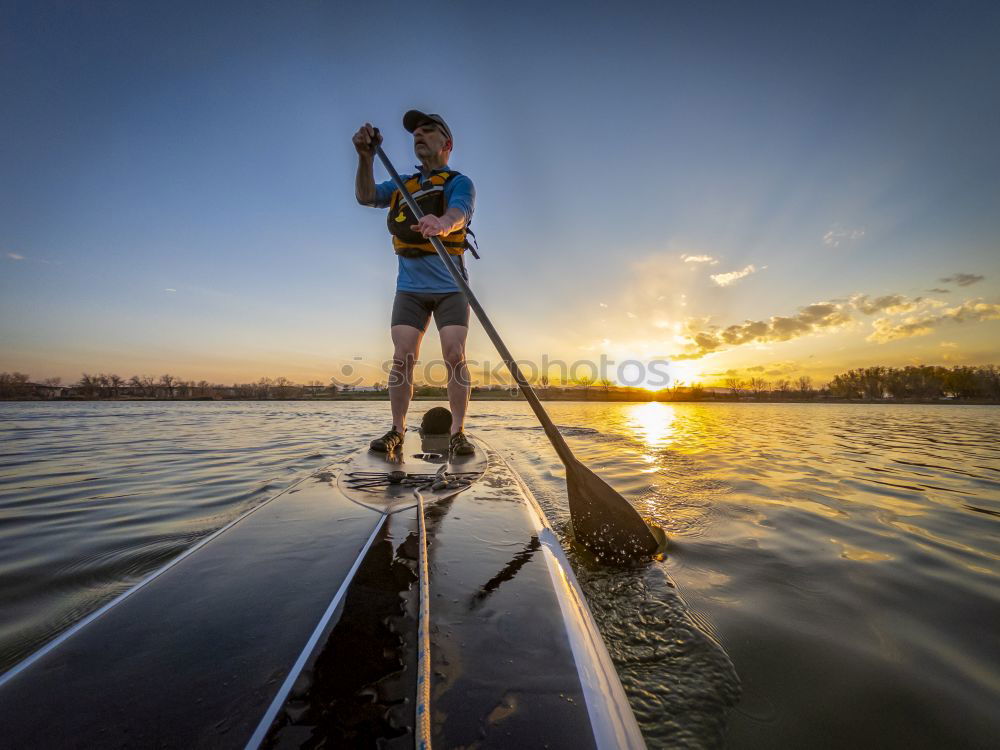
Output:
[353, 111, 476, 455]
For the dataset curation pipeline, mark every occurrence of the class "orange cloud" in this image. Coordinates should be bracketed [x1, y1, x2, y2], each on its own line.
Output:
[676, 301, 851, 359]
[850, 294, 920, 315]
[867, 300, 1000, 342]
[672, 290, 996, 360]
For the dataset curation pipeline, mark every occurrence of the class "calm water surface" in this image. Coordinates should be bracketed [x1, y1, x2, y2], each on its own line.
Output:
[1, 401, 998, 747]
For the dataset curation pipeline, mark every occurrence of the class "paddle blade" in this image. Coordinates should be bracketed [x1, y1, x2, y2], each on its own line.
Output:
[566, 460, 660, 563]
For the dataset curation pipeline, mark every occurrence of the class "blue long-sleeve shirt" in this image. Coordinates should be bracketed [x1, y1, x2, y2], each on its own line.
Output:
[370, 165, 476, 293]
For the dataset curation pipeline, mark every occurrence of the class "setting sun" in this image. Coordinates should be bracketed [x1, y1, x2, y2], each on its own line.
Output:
[665, 360, 703, 387]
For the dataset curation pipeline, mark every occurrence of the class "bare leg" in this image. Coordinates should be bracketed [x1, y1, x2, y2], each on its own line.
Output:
[439, 324, 470, 434]
[389, 324, 424, 432]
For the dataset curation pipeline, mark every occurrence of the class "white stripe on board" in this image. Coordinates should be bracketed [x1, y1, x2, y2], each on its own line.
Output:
[244, 512, 389, 750]
[504, 456, 647, 749]
[0, 465, 329, 690]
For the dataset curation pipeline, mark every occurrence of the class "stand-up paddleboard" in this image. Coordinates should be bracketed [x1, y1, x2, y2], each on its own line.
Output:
[1, 410, 645, 749]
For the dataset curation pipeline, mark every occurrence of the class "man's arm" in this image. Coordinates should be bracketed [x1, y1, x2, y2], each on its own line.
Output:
[412, 207, 467, 237]
[353, 123, 382, 205]
[411, 175, 475, 237]
[355, 156, 377, 206]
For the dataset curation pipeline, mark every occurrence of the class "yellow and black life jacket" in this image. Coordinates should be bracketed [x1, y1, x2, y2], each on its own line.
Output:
[387, 170, 477, 258]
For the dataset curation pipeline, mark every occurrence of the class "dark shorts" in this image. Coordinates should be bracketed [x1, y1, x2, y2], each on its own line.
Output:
[391, 291, 470, 332]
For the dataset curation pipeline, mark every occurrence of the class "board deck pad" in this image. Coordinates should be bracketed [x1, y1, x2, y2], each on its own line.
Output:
[337, 431, 488, 513]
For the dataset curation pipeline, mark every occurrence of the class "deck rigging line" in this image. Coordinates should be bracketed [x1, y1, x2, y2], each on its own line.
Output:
[415, 487, 433, 750]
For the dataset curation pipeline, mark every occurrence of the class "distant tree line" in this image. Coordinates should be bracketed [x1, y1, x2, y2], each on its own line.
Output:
[0, 372, 342, 400]
[72, 374, 341, 400]
[720, 366, 1000, 400]
[723, 375, 816, 399]
[2, 365, 998, 401]
[828, 365, 1000, 400]
[0, 371, 36, 397]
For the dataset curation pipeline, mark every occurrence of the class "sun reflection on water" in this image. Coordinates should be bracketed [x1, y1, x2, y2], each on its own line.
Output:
[625, 402, 677, 458]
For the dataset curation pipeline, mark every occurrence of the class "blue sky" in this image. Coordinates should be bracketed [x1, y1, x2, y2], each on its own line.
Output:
[2, 0, 998, 385]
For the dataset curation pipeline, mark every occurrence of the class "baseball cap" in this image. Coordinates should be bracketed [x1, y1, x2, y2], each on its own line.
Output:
[403, 110, 453, 142]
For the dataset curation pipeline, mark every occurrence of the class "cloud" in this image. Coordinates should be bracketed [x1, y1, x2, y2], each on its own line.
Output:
[939, 273, 985, 287]
[681, 254, 719, 265]
[867, 299, 1000, 343]
[5, 252, 24, 261]
[164, 288, 177, 293]
[721, 362, 800, 378]
[823, 227, 865, 247]
[850, 294, 920, 315]
[672, 289, 996, 360]
[868, 318, 934, 342]
[762, 361, 801, 377]
[710, 264, 757, 287]
[675, 300, 852, 359]
[927, 287, 950, 294]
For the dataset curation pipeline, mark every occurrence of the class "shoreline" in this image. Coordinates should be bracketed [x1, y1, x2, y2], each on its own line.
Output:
[3, 396, 999, 405]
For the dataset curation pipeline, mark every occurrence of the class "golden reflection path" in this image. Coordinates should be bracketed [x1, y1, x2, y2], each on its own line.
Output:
[624, 402, 677, 461]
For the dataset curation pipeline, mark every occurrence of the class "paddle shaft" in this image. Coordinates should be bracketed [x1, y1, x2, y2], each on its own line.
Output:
[374, 145, 575, 467]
